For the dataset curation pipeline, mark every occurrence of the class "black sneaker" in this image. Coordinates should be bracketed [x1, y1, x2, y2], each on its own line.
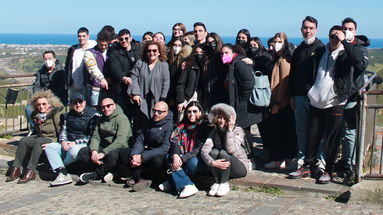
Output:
[79, 172, 98, 183]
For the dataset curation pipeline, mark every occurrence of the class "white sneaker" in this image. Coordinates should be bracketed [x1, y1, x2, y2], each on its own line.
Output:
[50, 173, 73, 186]
[216, 182, 230, 197]
[264, 161, 284, 169]
[103, 172, 114, 184]
[158, 181, 171, 192]
[208, 183, 220, 196]
[179, 184, 198, 198]
[287, 158, 304, 170]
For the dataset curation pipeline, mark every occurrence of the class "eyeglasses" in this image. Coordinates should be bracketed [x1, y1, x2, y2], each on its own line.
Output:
[147, 49, 158, 53]
[101, 103, 114, 110]
[152, 109, 166, 114]
[119, 37, 129, 42]
[186, 109, 199, 115]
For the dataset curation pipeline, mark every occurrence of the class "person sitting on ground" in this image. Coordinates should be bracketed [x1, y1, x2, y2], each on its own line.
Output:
[201, 103, 251, 197]
[6, 90, 64, 184]
[119, 101, 173, 191]
[158, 101, 211, 198]
[78, 97, 132, 183]
[43, 93, 101, 186]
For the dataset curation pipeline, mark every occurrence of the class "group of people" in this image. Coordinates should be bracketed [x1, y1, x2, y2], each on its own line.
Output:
[6, 16, 370, 197]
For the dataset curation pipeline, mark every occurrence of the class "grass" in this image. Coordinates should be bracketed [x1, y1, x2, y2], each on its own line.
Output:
[325, 194, 338, 201]
[0, 134, 13, 139]
[245, 186, 284, 196]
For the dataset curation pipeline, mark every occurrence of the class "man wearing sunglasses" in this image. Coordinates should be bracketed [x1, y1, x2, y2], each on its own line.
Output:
[78, 97, 132, 183]
[119, 101, 173, 191]
[289, 25, 366, 184]
[44, 93, 101, 186]
[107, 29, 141, 126]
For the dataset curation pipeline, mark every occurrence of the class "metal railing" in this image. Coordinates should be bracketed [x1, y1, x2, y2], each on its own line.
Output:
[356, 71, 383, 182]
[0, 74, 34, 135]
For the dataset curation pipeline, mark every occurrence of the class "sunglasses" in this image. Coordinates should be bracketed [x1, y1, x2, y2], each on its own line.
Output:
[186, 109, 199, 115]
[147, 49, 158, 53]
[152, 109, 166, 114]
[101, 103, 114, 110]
[119, 37, 129, 42]
[36, 102, 48, 106]
[72, 100, 84, 105]
[329, 34, 338, 40]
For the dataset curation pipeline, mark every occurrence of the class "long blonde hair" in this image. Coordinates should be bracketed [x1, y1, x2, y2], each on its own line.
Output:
[30, 90, 63, 111]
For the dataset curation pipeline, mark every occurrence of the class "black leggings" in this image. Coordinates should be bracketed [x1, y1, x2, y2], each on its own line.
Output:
[209, 148, 247, 183]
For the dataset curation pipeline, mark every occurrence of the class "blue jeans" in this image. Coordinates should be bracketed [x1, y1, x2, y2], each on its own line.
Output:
[166, 155, 201, 192]
[294, 96, 326, 161]
[294, 96, 309, 159]
[45, 142, 87, 171]
[86, 86, 100, 107]
[25, 104, 35, 132]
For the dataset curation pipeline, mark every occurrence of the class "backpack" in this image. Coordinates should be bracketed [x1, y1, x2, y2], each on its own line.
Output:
[249, 71, 271, 107]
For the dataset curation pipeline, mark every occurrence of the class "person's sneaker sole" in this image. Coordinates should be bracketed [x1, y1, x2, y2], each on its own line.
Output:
[50, 180, 73, 187]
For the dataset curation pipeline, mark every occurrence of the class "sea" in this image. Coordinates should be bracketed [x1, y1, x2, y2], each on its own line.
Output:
[0, 33, 382, 49]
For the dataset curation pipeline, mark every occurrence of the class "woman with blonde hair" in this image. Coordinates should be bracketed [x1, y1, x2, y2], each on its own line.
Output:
[6, 90, 64, 184]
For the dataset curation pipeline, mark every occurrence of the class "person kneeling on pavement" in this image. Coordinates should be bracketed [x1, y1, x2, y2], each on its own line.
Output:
[158, 101, 211, 198]
[201, 103, 251, 197]
[43, 93, 101, 186]
[119, 101, 173, 191]
[78, 97, 132, 183]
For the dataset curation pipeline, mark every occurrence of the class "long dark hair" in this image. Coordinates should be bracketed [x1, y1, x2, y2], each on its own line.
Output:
[179, 101, 205, 125]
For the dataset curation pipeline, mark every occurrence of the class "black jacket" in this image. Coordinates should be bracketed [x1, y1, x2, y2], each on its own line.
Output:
[310, 39, 366, 103]
[64, 45, 77, 90]
[131, 111, 174, 161]
[290, 38, 324, 96]
[33, 61, 67, 104]
[175, 65, 200, 104]
[227, 55, 262, 128]
[106, 42, 141, 96]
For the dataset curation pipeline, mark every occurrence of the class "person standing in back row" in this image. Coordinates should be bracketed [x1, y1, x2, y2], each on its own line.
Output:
[65, 27, 97, 101]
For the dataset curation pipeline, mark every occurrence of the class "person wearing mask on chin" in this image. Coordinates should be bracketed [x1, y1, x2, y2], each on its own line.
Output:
[289, 16, 325, 171]
[289, 25, 365, 184]
[333, 17, 369, 180]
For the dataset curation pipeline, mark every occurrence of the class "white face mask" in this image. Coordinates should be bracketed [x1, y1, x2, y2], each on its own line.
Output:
[173, 46, 181, 55]
[345, 30, 354, 42]
[274, 42, 283, 52]
[304, 36, 316, 45]
[44, 59, 55, 68]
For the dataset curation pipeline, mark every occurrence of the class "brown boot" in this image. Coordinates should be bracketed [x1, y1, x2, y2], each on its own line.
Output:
[17, 169, 36, 184]
[6, 167, 21, 182]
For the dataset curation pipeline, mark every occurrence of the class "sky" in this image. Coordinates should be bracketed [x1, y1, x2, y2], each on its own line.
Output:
[1, 0, 382, 38]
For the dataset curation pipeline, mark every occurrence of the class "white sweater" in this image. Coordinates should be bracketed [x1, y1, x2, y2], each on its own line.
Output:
[308, 44, 346, 109]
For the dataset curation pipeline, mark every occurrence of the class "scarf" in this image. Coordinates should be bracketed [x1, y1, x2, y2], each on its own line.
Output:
[172, 123, 198, 154]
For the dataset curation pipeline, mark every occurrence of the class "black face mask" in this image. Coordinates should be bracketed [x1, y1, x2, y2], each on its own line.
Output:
[207, 42, 217, 51]
[237, 40, 247, 47]
[249, 46, 259, 56]
[195, 54, 204, 64]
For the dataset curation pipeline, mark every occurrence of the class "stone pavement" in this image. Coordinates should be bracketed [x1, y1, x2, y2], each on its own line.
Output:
[0, 174, 382, 215]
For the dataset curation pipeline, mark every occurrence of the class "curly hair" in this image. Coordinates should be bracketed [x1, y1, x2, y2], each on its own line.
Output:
[30, 90, 63, 111]
[141, 40, 167, 62]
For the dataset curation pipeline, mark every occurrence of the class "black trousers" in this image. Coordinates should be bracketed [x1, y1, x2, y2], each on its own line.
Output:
[13, 136, 52, 170]
[77, 147, 121, 177]
[119, 147, 166, 182]
[265, 106, 297, 161]
[305, 105, 344, 175]
[209, 148, 247, 183]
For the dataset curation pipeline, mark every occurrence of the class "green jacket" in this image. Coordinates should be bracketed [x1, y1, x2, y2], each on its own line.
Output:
[89, 105, 131, 155]
[33, 106, 64, 141]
